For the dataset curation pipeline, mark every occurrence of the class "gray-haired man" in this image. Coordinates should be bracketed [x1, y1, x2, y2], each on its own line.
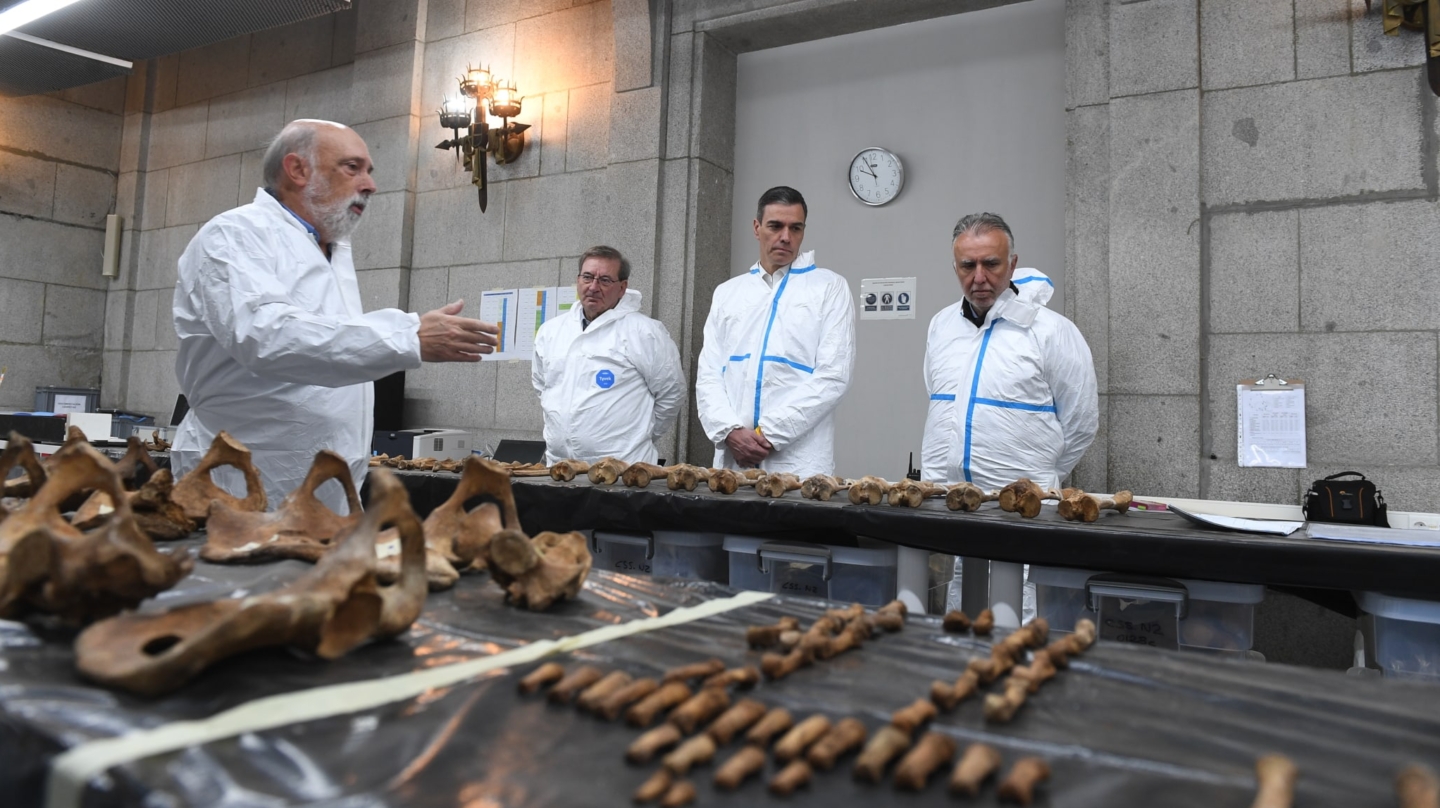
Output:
[172, 119, 499, 512]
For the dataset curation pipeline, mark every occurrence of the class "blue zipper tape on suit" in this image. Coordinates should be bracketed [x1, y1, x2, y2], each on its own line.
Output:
[960, 318, 1059, 482]
[750, 263, 817, 426]
[972, 397, 1056, 413]
[961, 324, 996, 483]
[762, 356, 813, 373]
[930, 393, 956, 401]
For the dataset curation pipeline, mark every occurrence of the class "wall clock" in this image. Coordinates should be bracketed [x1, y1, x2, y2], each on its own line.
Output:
[848, 147, 904, 206]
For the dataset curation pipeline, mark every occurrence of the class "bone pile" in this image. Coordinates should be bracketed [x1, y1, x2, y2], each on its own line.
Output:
[515, 600, 910, 805]
[74, 469, 429, 696]
[0, 431, 192, 625]
[749, 600, 908, 682]
[200, 449, 592, 608]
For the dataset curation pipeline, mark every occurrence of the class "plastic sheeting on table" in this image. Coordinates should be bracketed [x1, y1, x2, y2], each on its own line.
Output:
[380, 470, 1440, 599]
[4, 539, 1440, 808]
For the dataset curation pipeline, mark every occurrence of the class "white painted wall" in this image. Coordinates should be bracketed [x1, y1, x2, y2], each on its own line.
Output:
[730, 0, 1066, 479]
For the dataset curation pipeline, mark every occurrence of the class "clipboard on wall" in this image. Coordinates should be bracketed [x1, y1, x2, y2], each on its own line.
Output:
[1236, 375, 1306, 468]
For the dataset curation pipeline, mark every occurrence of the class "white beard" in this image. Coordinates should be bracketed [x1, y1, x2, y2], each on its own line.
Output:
[304, 175, 365, 242]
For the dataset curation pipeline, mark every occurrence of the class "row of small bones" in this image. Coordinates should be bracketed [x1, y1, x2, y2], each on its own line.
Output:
[537, 459, 1134, 523]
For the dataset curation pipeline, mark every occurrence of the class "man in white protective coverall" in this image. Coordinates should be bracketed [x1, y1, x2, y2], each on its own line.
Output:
[920, 212, 1098, 622]
[531, 245, 684, 465]
[172, 119, 500, 513]
[695, 186, 856, 477]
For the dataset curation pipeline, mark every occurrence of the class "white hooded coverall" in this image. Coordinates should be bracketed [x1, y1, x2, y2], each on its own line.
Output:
[695, 251, 856, 477]
[172, 189, 422, 513]
[531, 289, 684, 465]
[919, 269, 1099, 615]
[920, 269, 1097, 490]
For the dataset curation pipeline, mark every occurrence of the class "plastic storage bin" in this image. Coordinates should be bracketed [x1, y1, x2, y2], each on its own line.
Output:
[1356, 591, 1440, 681]
[723, 537, 897, 606]
[589, 531, 728, 583]
[1030, 565, 1265, 653]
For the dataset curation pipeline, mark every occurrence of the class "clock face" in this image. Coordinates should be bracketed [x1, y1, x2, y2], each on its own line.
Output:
[848, 147, 904, 206]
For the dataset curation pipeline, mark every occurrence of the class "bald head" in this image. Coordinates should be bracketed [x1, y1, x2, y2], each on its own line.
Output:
[263, 119, 376, 244]
[262, 119, 351, 191]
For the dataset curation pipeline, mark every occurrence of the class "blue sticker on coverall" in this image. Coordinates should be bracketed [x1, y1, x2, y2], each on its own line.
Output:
[595, 369, 615, 389]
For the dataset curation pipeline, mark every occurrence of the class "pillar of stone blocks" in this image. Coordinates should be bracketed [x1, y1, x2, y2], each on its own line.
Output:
[1064, 0, 1440, 509]
[350, 0, 428, 312]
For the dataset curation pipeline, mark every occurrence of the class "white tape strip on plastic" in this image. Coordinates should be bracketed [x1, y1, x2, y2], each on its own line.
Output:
[47, 589, 774, 808]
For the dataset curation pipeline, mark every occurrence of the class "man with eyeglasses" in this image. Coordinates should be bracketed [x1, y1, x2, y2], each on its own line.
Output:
[172, 120, 499, 514]
[531, 245, 684, 465]
[694, 186, 856, 477]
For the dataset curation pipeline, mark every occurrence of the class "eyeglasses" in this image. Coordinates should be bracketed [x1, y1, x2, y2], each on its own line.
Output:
[579, 272, 619, 287]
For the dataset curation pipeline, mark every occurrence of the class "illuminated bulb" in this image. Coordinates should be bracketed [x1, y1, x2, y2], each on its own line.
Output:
[489, 81, 522, 119]
[0, 0, 85, 36]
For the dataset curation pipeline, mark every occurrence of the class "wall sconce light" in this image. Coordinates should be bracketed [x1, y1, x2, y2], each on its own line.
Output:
[436, 63, 529, 212]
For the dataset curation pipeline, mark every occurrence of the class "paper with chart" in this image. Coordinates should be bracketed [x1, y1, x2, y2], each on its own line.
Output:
[1237, 384, 1306, 468]
[480, 290, 521, 360]
[479, 286, 578, 361]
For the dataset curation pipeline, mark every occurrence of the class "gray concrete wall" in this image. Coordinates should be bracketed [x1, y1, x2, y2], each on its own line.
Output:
[1066, 0, 1440, 513]
[0, 78, 124, 412]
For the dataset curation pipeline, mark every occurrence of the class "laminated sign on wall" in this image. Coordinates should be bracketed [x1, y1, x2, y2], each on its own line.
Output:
[858, 277, 916, 320]
[1236, 375, 1306, 468]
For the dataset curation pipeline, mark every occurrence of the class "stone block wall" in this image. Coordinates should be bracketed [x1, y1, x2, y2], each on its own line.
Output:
[1066, 0, 1440, 511]
[0, 80, 124, 412]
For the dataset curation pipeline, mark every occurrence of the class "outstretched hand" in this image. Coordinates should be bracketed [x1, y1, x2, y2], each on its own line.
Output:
[419, 299, 499, 362]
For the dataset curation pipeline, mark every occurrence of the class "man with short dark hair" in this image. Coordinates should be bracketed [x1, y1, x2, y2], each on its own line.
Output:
[694, 186, 856, 476]
[172, 119, 499, 512]
[531, 245, 683, 465]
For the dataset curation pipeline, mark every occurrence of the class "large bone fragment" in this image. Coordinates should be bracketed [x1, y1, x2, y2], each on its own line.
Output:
[0, 432, 47, 517]
[0, 442, 191, 623]
[171, 431, 267, 524]
[705, 468, 761, 494]
[944, 482, 993, 512]
[485, 529, 592, 610]
[622, 462, 671, 487]
[1058, 490, 1134, 523]
[848, 476, 890, 506]
[73, 469, 196, 541]
[549, 459, 590, 482]
[201, 450, 362, 563]
[418, 455, 518, 572]
[667, 465, 711, 491]
[754, 472, 801, 498]
[886, 480, 948, 508]
[74, 469, 426, 696]
[112, 437, 160, 490]
[800, 474, 849, 501]
[587, 457, 628, 485]
[997, 479, 1047, 518]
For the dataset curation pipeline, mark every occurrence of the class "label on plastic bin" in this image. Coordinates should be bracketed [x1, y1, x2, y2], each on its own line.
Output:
[1097, 596, 1180, 651]
[774, 562, 825, 598]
